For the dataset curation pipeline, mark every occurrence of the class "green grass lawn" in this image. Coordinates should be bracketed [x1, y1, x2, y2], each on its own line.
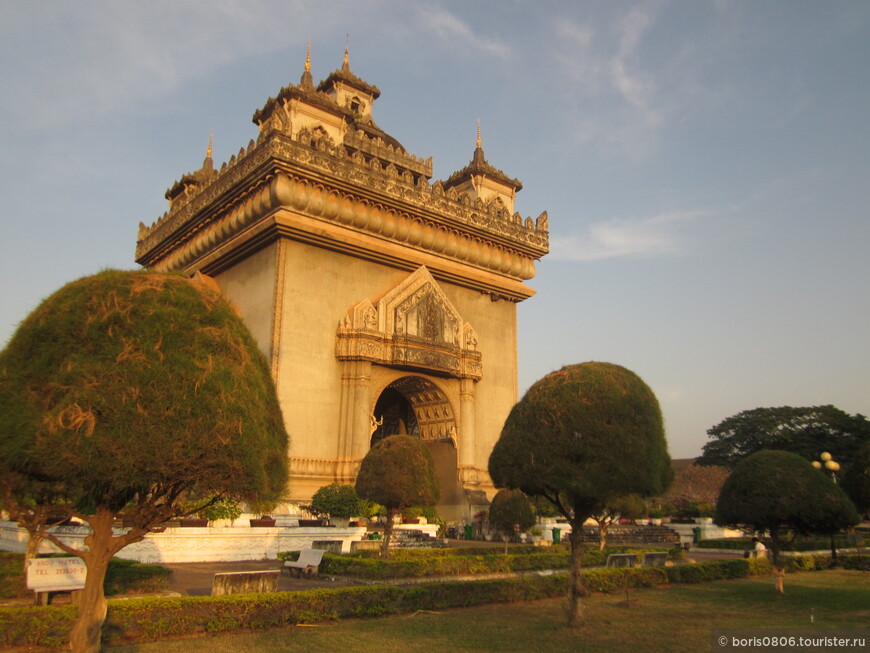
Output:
[106, 570, 868, 653]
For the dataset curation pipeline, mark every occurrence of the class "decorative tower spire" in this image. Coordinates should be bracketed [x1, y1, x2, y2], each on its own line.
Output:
[476, 118, 482, 149]
[203, 132, 214, 171]
[300, 39, 314, 88]
[342, 36, 350, 72]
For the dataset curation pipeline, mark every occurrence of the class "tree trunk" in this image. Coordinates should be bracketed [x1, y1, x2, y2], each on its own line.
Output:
[68, 509, 116, 653]
[598, 522, 609, 551]
[380, 509, 396, 560]
[770, 530, 785, 595]
[24, 532, 43, 606]
[567, 522, 587, 627]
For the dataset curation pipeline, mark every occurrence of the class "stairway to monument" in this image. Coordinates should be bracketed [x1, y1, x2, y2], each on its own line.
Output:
[578, 524, 680, 546]
[389, 529, 448, 549]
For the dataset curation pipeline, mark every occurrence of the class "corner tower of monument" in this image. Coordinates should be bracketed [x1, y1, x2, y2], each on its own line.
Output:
[135, 48, 549, 519]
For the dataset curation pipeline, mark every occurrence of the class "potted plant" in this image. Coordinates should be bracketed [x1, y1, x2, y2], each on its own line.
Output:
[179, 516, 208, 527]
[693, 501, 716, 524]
[200, 497, 242, 527]
[175, 500, 208, 527]
[648, 507, 665, 525]
[401, 506, 423, 524]
[305, 483, 362, 527]
[248, 500, 277, 527]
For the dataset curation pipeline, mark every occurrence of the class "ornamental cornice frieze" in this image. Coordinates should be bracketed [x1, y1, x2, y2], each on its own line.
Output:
[141, 171, 543, 288]
[137, 131, 548, 271]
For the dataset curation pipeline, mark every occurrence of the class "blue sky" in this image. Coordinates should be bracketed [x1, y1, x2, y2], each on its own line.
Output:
[1, 1, 868, 459]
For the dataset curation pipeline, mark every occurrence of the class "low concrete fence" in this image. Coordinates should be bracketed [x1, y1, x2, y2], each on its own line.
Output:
[0, 521, 366, 563]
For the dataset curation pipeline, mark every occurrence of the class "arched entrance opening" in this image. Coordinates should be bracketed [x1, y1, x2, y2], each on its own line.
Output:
[370, 376, 465, 519]
[371, 387, 419, 446]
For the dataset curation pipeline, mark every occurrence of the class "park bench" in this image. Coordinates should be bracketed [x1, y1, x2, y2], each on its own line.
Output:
[211, 569, 280, 596]
[641, 552, 668, 567]
[605, 553, 638, 568]
[283, 548, 325, 577]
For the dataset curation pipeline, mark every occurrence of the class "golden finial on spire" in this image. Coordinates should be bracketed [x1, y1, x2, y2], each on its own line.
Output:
[476, 119, 482, 149]
[343, 35, 350, 70]
[202, 131, 215, 171]
[305, 38, 311, 72]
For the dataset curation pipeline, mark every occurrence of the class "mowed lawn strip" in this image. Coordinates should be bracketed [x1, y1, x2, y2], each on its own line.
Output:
[105, 570, 868, 653]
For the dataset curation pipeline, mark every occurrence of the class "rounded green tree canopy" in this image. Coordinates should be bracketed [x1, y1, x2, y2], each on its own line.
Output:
[0, 270, 289, 511]
[489, 362, 672, 515]
[488, 489, 536, 534]
[715, 449, 860, 535]
[309, 483, 363, 519]
[355, 435, 440, 511]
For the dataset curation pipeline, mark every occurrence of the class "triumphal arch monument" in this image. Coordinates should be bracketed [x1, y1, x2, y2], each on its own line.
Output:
[135, 48, 549, 520]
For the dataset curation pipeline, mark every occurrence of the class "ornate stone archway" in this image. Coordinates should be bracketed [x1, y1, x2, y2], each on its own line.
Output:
[335, 267, 480, 489]
[369, 375, 466, 518]
[371, 375, 457, 444]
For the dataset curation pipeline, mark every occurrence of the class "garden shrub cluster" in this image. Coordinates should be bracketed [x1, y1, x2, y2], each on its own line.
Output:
[3, 553, 865, 648]
[665, 559, 754, 583]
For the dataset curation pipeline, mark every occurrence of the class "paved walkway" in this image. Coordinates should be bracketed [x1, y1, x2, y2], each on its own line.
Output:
[162, 559, 356, 596]
[159, 544, 746, 597]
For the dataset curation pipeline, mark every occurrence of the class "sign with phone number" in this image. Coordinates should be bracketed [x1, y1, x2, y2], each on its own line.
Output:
[26, 557, 87, 592]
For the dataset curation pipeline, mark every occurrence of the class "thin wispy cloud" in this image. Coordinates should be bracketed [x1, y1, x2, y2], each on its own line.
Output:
[551, 210, 711, 261]
[414, 6, 510, 59]
[552, 6, 663, 157]
[0, 1, 337, 129]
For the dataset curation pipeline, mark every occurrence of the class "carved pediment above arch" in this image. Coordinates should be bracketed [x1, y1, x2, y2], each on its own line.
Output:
[336, 267, 482, 380]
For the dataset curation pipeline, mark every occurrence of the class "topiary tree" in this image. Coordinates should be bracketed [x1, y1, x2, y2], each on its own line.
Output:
[488, 362, 672, 627]
[591, 493, 647, 551]
[488, 489, 536, 553]
[305, 483, 363, 524]
[715, 449, 860, 594]
[355, 434, 439, 559]
[0, 270, 289, 653]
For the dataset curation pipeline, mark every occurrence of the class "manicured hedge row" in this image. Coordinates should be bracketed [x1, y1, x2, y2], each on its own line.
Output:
[0, 604, 78, 649]
[279, 546, 670, 580]
[665, 558, 758, 583]
[3, 554, 865, 649]
[316, 552, 571, 578]
[101, 585, 404, 644]
[697, 534, 863, 551]
[395, 574, 568, 611]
